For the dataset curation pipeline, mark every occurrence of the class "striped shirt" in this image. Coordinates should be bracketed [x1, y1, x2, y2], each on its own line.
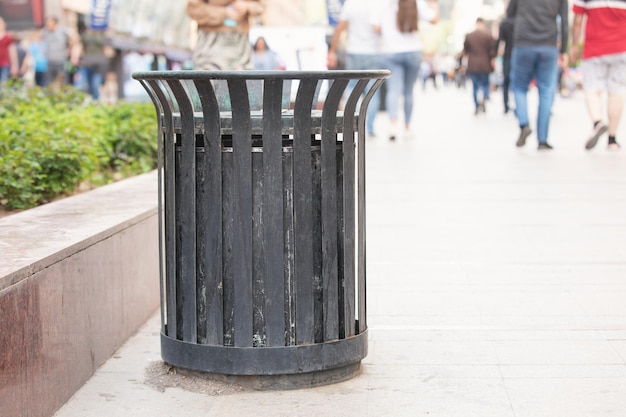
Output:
[572, 0, 626, 58]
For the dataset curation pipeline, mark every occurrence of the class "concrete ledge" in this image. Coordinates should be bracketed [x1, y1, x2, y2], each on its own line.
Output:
[0, 171, 160, 417]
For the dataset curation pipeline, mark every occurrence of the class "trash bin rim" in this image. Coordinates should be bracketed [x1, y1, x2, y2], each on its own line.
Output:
[132, 69, 390, 81]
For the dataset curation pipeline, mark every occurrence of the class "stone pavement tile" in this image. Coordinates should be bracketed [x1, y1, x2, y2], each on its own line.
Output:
[571, 291, 626, 315]
[493, 340, 624, 365]
[486, 330, 603, 341]
[499, 364, 626, 379]
[600, 331, 626, 340]
[608, 341, 626, 363]
[473, 290, 586, 316]
[362, 363, 501, 379]
[369, 339, 498, 365]
[364, 377, 514, 417]
[370, 290, 479, 317]
[504, 378, 626, 417]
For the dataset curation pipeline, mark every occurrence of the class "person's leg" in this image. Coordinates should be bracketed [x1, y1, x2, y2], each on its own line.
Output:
[0, 66, 9, 83]
[606, 52, 626, 144]
[90, 71, 103, 100]
[511, 47, 534, 146]
[402, 51, 421, 128]
[385, 53, 402, 138]
[360, 54, 384, 136]
[534, 46, 558, 145]
[469, 73, 480, 112]
[481, 73, 490, 102]
[581, 56, 609, 148]
[503, 57, 511, 112]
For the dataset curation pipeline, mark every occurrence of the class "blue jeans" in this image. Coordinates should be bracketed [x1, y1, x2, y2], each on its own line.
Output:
[511, 46, 559, 144]
[384, 51, 422, 124]
[468, 72, 490, 109]
[346, 53, 383, 135]
[78, 67, 104, 100]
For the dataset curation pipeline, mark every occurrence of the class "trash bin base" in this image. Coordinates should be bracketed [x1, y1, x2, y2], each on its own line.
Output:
[170, 361, 362, 391]
[161, 329, 367, 377]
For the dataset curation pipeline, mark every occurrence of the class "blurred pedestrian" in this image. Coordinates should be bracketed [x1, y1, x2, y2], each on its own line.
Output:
[497, 16, 514, 114]
[187, 0, 265, 70]
[507, 0, 569, 150]
[252, 36, 283, 70]
[42, 16, 71, 87]
[21, 27, 48, 87]
[327, 0, 382, 137]
[463, 18, 496, 115]
[0, 16, 18, 83]
[74, 23, 112, 100]
[372, 0, 439, 140]
[570, 0, 626, 151]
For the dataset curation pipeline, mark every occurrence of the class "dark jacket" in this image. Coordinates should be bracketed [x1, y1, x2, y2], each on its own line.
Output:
[497, 17, 514, 59]
[463, 29, 496, 74]
[506, 0, 569, 53]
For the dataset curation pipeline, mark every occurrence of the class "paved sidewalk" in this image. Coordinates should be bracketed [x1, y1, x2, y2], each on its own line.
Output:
[55, 86, 626, 417]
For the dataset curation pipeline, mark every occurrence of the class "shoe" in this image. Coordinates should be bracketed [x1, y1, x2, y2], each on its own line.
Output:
[585, 122, 608, 149]
[608, 142, 621, 151]
[480, 100, 486, 113]
[389, 123, 399, 141]
[516, 126, 532, 147]
[538, 142, 553, 150]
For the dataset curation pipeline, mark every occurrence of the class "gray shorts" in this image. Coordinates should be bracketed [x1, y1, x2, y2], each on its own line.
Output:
[581, 52, 626, 95]
[192, 31, 253, 71]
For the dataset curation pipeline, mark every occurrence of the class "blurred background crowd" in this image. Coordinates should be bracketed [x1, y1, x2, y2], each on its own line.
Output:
[0, 0, 529, 102]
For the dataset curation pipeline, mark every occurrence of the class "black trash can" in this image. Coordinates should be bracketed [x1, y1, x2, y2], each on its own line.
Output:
[133, 70, 389, 384]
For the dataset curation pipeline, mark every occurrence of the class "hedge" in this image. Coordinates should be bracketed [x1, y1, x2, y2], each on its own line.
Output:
[0, 83, 157, 210]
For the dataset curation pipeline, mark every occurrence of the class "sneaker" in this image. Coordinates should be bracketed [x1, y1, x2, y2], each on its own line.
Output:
[538, 142, 553, 150]
[608, 142, 621, 151]
[516, 126, 532, 147]
[585, 122, 608, 149]
[480, 100, 486, 113]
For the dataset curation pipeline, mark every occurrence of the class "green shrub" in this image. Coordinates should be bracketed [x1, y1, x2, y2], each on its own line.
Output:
[0, 84, 157, 210]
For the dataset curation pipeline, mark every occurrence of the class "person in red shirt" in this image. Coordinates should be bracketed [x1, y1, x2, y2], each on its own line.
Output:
[570, 0, 626, 150]
[0, 16, 19, 83]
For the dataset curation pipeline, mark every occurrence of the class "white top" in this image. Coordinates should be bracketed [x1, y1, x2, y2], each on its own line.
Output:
[371, 0, 436, 54]
[339, 0, 380, 55]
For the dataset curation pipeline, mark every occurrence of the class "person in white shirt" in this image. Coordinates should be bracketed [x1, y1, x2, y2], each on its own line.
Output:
[372, 0, 439, 139]
[328, 0, 383, 137]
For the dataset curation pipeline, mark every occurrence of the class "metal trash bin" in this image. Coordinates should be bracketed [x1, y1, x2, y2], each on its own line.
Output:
[133, 70, 389, 384]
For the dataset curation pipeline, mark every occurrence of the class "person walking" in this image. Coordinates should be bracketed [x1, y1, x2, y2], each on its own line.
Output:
[42, 16, 71, 87]
[372, 0, 439, 140]
[496, 16, 514, 114]
[186, 0, 265, 70]
[507, 0, 569, 150]
[21, 27, 48, 87]
[463, 18, 496, 115]
[570, 0, 626, 151]
[327, 0, 382, 137]
[74, 24, 111, 100]
[0, 16, 18, 84]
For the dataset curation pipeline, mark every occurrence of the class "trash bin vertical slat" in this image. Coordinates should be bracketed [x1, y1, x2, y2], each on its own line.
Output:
[262, 78, 286, 347]
[357, 78, 385, 333]
[138, 80, 167, 334]
[167, 80, 197, 343]
[342, 79, 368, 338]
[321, 79, 348, 342]
[228, 79, 254, 348]
[293, 79, 318, 345]
[148, 80, 178, 340]
[194, 80, 224, 346]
